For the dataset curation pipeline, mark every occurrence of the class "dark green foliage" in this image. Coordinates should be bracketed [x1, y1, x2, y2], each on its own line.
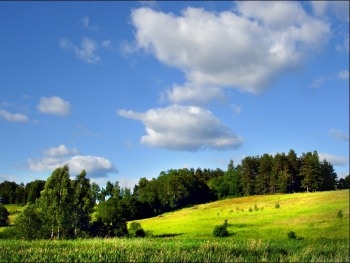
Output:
[287, 231, 297, 239]
[275, 203, 280, 209]
[0, 205, 9, 226]
[213, 220, 229, 237]
[94, 197, 128, 237]
[128, 222, 146, 238]
[14, 203, 50, 240]
[287, 231, 304, 240]
[337, 210, 343, 218]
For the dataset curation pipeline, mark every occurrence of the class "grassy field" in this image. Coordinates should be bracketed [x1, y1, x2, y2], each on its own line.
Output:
[0, 190, 348, 262]
[137, 190, 349, 240]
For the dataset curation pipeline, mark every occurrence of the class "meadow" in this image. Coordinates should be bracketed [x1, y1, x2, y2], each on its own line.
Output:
[0, 190, 348, 262]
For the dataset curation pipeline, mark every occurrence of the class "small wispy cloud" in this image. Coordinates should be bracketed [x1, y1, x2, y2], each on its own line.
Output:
[37, 96, 71, 116]
[319, 153, 349, 166]
[80, 16, 100, 32]
[329, 128, 349, 142]
[338, 70, 349, 80]
[0, 109, 29, 123]
[310, 76, 329, 88]
[60, 37, 100, 64]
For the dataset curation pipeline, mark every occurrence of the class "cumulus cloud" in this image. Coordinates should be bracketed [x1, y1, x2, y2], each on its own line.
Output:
[43, 144, 79, 157]
[319, 153, 349, 166]
[37, 96, 71, 116]
[0, 109, 29, 123]
[28, 144, 116, 178]
[311, 1, 349, 22]
[117, 105, 243, 151]
[60, 37, 100, 64]
[129, 2, 330, 102]
[329, 129, 349, 142]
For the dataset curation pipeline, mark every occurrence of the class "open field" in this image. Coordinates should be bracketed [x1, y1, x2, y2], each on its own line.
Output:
[0, 190, 348, 262]
[138, 190, 349, 240]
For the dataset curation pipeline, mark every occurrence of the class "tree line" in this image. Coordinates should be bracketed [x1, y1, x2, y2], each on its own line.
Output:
[0, 149, 349, 239]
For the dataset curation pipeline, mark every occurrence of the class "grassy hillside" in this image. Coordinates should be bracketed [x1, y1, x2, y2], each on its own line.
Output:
[136, 190, 349, 240]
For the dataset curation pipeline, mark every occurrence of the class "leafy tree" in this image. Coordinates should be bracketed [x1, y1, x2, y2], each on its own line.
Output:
[26, 180, 45, 204]
[91, 182, 101, 204]
[95, 197, 128, 237]
[0, 181, 18, 204]
[0, 205, 9, 226]
[71, 170, 94, 237]
[39, 165, 74, 239]
[14, 203, 49, 239]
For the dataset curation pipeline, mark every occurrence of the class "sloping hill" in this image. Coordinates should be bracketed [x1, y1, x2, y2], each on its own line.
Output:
[136, 190, 349, 240]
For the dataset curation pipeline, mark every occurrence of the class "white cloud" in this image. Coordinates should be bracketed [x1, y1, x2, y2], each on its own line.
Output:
[117, 105, 243, 151]
[319, 153, 349, 166]
[37, 96, 71, 116]
[28, 144, 116, 178]
[329, 129, 349, 142]
[130, 3, 330, 102]
[0, 109, 29, 123]
[60, 37, 100, 64]
[312, 1, 349, 22]
[75, 37, 100, 64]
[43, 144, 79, 157]
[69, 156, 115, 177]
[338, 70, 349, 80]
[161, 83, 224, 104]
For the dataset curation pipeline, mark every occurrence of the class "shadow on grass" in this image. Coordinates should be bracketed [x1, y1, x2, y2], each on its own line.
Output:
[153, 233, 184, 238]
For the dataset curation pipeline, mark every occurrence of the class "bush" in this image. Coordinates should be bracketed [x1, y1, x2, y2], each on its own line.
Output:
[128, 222, 145, 238]
[213, 220, 229, 237]
[337, 210, 343, 218]
[287, 231, 297, 239]
[275, 203, 280, 209]
[0, 205, 9, 226]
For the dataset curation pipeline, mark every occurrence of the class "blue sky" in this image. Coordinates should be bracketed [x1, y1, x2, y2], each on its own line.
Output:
[0, 1, 349, 188]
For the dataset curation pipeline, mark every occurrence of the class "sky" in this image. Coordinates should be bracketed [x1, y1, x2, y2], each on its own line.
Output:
[0, 1, 349, 188]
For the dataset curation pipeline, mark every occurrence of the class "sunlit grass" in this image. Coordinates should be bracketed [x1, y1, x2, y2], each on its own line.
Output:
[0, 190, 349, 262]
[137, 190, 349, 240]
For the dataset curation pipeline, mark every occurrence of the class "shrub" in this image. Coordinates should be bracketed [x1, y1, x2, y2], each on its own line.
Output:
[213, 220, 229, 237]
[254, 204, 259, 211]
[287, 231, 297, 240]
[128, 222, 146, 238]
[275, 203, 280, 209]
[0, 205, 9, 226]
[337, 210, 343, 218]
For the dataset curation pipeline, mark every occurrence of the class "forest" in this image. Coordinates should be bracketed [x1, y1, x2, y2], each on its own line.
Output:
[0, 149, 349, 239]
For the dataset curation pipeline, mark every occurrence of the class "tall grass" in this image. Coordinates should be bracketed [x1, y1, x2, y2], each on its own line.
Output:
[0, 237, 348, 262]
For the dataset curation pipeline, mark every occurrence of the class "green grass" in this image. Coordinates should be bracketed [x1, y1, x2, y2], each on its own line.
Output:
[136, 190, 349, 240]
[0, 190, 348, 262]
[0, 237, 348, 262]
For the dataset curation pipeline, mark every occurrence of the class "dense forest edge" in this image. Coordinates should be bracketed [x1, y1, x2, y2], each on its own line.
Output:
[0, 149, 349, 240]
